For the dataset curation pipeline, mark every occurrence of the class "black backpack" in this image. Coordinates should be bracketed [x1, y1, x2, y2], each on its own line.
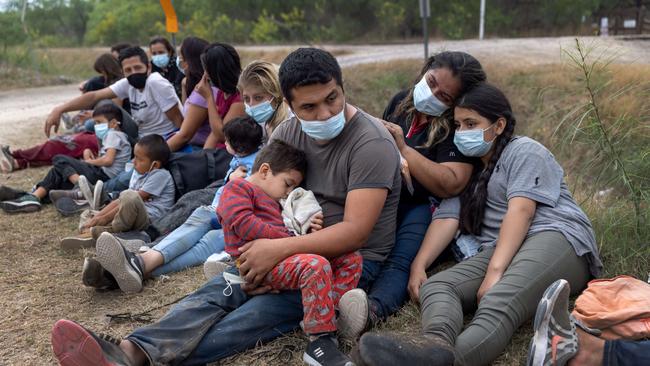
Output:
[166, 149, 232, 199]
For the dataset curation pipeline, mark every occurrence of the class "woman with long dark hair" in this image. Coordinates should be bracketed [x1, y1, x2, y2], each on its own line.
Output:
[356, 83, 603, 366]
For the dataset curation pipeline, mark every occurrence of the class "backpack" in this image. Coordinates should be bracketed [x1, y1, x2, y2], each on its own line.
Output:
[166, 149, 232, 199]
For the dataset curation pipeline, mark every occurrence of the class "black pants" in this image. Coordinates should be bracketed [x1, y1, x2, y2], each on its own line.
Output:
[37, 155, 109, 191]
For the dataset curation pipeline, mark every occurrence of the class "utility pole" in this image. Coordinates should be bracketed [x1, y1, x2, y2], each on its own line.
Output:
[420, 0, 431, 60]
[478, 0, 485, 40]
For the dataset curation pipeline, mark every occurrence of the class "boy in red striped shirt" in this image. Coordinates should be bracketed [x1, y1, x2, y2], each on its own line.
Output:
[217, 140, 362, 365]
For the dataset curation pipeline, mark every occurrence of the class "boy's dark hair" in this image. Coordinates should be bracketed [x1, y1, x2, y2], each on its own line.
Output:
[92, 103, 123, 124]
[118, 46, 148, 67]
[279, 48, 343, 104]
[223, 116, 263, 156]
[110, 43, 132, 55]
[252, 140, 307, 178]
[136, 134, 171, 165]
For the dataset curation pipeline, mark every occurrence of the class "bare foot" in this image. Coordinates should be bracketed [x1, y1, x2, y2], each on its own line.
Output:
[568, 328, 604, 366]
[120, 339, 148, 366]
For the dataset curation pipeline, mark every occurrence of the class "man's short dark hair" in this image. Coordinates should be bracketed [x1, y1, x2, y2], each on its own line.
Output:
[136, 134, 170, 165]
[118, 46, 148, 67]
[279, 48, 343, 103]
[252, 140, 307, 177]
[110, 43, 132, 55]
[223, 116, 263, 156]
[92, 103, 123, 124]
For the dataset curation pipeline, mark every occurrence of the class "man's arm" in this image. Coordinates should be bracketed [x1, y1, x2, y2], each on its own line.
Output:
[237, 187, 388, 285]
[45, 87, 117, 137]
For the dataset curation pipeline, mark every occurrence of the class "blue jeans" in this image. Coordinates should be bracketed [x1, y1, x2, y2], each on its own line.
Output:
[365, 203, 432, 319]
[604, 339, 650, 366]
[127, 258, 383, 365]
[151, 206, 224, 277]
[104, 169, 132, 195]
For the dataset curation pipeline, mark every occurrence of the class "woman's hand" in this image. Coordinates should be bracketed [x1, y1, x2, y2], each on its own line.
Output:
[477, 269, 503, 303]
[382, 120, 406, 151]
[195, 73, 213, 100]
[308, 212, 324, 233]
[408, 264, 428, 303]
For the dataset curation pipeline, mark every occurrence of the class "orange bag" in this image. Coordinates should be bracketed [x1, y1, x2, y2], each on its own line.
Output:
[572, 275, 650, 340]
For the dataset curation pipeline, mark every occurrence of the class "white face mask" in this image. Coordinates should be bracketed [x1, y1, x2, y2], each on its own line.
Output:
[412, 75, 449, 117]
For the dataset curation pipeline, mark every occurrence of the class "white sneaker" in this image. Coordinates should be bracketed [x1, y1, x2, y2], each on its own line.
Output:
[92, 180, 104, 210]
[77, 176, 95, 210]
[203, 251, 233, 280]
[337, 288, 369, 340]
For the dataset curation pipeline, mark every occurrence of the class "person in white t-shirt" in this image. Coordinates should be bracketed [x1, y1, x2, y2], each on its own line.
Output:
[45, 46, 183, 140]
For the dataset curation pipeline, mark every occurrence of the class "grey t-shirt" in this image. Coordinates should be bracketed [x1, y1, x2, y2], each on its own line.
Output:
[433, 137, 603, 277]
[99, 130, 131, 179]
[128, 168, 175, 221]
[271, 108, 401, 262]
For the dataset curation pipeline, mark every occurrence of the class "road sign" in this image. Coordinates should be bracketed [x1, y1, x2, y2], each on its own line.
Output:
[419, 0, 430, 18]
[160, 0, 178, 33]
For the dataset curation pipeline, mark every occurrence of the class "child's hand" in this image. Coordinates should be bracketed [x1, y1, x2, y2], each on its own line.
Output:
[229, 166, 248, 181]
[82, 149, 95, 161]
[408, 264, 428, 303]
[309, 212, 324, 233]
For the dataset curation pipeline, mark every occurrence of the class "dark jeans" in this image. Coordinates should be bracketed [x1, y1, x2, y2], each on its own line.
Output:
[104, 169, 132, 196]
[127, 260, 382, 365]
[604, 339, 650, 366]
[365, 203, 432, 319]
[37, 155, 109, 192]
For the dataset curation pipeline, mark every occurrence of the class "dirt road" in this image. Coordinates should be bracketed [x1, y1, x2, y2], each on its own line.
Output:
[1, 36, 649, 146]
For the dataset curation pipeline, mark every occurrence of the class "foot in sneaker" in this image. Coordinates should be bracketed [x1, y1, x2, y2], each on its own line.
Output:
[91, 225, 113, 240]
[82, 257, 119, 291]
[338, 289, 370, 340]
[49, 189, 83, 203]
[526, 279, 578, 366]
[77, 175, 96, 209]
[96, 232, 145, 293]
[0, 145, 16, 173]
[93, 179, 106, 210]
[61, 233, 96, 251]
[54, 196, 89, 216]
[0, 193, 41, 213]
[0, 184, 26, 201]
[358, 332, 454, 366]
[303, 334, 355, 366]
[51, 319, 131, 366]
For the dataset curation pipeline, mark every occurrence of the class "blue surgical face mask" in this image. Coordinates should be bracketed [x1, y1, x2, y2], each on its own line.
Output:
[298, 106, 346, 141]
[94, 122, 109, 140]
[176, 56, 185, 75]
[453, 124, 496, 157]
[413, 75, 449, 117]
[245, 100, 275, 125]
[152, 54, 170, 68]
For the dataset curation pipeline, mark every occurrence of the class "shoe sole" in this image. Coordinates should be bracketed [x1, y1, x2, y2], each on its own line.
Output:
[95, 234, 143, 293]
[93, 180, 104, 210]
[526, 279, 568, 366]
[0, 148, 14, 173]
[0, 201, 41, 213]
[51, 320, 116, 366]
[337, 288, 369, 340]
[61, 237, 96, 251]
[78, 176, 94, 210]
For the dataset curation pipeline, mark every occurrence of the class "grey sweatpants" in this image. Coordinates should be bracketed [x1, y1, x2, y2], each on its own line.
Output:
[419, 231, 590, 366]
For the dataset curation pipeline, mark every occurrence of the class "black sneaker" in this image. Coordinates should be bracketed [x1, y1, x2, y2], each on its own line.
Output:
[303, 335, 355, 366]
[51, 319, 133, 366]
[358, 332, 454, 366]
[0, 185, 26, 201]
[82, 257, 119, 291]
[0, 193, 41, 213]
[95, 232, 144, 293]
[54, 196, 89, 216]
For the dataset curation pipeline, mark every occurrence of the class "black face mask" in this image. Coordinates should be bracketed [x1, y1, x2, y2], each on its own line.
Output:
[127, 72, 148, 89]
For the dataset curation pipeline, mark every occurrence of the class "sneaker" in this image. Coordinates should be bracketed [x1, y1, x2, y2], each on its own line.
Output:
[91, 225, 113, 240]
[337, 289, 369, 340]
[49, 189, 83, 203]
[78, 176, 95, 209]
[60, 232, 96, 251]
[526, 279, 578, 366]
[0, 193, 41, 213]
[54, 197, 89, 216]
[51, 319, 132, 366]
[93, 179, 106, 210]
[82, 257, 119, 291]
[358, 332, 454, 366]
[0, 145, 16, 173]
[203, 252, 233, 280]
[303, 335, 355, 366]
[95, 232, 144, 293]
[0, 185, 26, 201]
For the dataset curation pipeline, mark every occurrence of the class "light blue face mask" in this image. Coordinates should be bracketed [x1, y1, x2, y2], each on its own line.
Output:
[245, 100, 275, 125]
[413, 75, 449, 116]
[94, 122, 109, 140]
[176, 56, 185, 75]
[453, 124, 496, 157]
[152, 54, 170, 68]
[298, 106, 346, 141]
